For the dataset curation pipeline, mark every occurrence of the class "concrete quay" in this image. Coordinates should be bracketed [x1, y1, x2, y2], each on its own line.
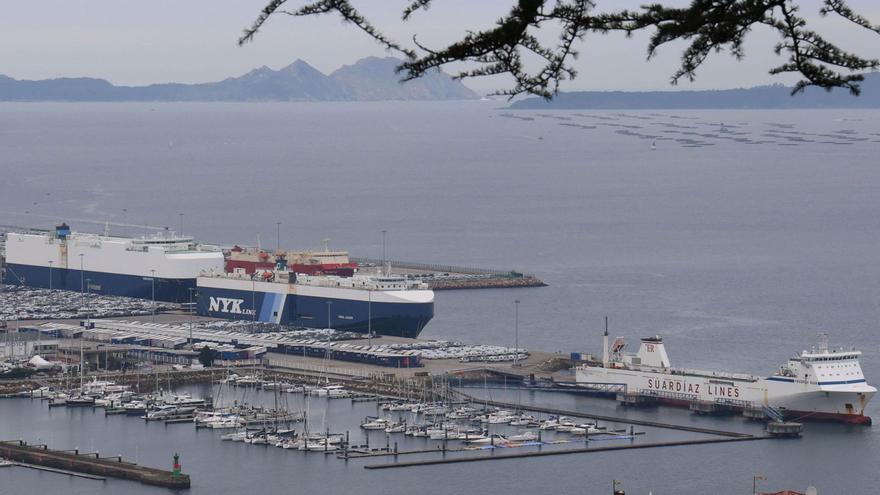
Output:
[0, 440, 190, 489]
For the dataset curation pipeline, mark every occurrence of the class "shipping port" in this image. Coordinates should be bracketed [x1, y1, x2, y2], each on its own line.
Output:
[0, 224, 544, 339]
[0, 223, 865, 493]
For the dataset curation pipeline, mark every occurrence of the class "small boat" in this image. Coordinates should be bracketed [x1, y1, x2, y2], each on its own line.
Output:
[221, 431, 248, 442]
[145, 405, 196, 420]
[465, 434, 505, 445]
[66, 395, 96, 407]
[229, 431, 252, 442]
[360, 416, 391, 430]
[123, 401, 147, 415]
[384, 423, 406, 433]
[507, 431, 538, 442]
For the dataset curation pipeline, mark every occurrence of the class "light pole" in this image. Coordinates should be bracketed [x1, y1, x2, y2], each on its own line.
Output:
[381, 229, 387, 275]
[85, 278, 91, 327]
[326, 301, 332, 331]
[47, 260, 53, 291]
[513, 300, 521, 367]
[188, 287, 196, 350]
[326, 301, 333, 361]
[149, 269, 156, 322]
[122, 208, 128, 237]
[79, 253, 85, 295]
[367, 289, 372, 347]
[178, 213, 184, 236]
[275, 222, 281, 253]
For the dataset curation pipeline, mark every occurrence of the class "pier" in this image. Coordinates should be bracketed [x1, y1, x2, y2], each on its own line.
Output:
[0, 440, 190, 488]
[352, 257, 547, 290]
[362, 436, 772, 469]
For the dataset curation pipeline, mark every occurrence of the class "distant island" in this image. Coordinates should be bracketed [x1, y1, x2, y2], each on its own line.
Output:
[510, 73, 880, 109]
[0, 57, 478, 102]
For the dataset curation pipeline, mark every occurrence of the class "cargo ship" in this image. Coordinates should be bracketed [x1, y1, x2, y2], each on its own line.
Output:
[196, 270, 434, 338]
[225, 245, 358, 277]
[3, 224, 224, 303]
[575, 331, 875, 424]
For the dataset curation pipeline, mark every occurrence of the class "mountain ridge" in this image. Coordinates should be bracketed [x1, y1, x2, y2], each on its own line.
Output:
[0, 57, 478, 102]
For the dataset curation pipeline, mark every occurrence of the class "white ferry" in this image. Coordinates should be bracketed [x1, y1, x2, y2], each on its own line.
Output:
[575, 331, 875, 424]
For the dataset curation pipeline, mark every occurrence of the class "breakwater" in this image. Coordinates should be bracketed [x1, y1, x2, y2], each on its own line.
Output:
[351, 257, 547, 290]
[0, 440, 190, 488]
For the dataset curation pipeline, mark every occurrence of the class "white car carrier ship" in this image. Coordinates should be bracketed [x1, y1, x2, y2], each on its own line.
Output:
[4, 224, 224, 303]
[575, 330, 875, 424]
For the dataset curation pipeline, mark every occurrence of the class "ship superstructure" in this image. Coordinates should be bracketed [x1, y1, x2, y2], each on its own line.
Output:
[196, 270, 434, 338]
[4, 224, 224, 303]
[575, 332, 875, 424]
[225, 244, 357, 276]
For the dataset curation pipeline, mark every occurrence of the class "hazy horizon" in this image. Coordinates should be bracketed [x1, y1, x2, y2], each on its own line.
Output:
[3, 1, 879, 93]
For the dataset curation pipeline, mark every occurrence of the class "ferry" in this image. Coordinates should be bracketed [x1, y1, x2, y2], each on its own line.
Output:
[575, 331, 875, 424]
[196, 270, 434, 338]
[3, 224, 224, 303]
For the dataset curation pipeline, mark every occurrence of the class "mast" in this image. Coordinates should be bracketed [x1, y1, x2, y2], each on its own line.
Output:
[79, 338, 85, 390]
[602, 316, 609, 368]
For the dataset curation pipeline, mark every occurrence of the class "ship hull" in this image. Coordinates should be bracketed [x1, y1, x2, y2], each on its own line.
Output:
[576, 365, 874, 425]
[195, 282, 433, 338]
[4, 263, 196, 303]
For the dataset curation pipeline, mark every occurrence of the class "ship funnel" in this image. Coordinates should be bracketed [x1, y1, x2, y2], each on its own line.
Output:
[636, 336, 670, 369]
[55, 223, 71, 240]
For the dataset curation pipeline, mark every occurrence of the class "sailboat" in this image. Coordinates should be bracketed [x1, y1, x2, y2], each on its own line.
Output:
[67, 340, 95, 406]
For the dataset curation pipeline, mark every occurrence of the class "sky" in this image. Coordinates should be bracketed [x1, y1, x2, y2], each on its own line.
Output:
[2, 1, 879, 93]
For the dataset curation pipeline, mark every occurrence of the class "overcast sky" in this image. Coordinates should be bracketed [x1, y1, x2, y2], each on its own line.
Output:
[3, 1, 879, 92]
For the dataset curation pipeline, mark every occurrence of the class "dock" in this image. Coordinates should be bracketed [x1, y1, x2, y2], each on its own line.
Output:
[458, 392, 756, 438]
[353, 257, 547, 290]
[0, 440, 190, 489]
[362, 436, 772, 469]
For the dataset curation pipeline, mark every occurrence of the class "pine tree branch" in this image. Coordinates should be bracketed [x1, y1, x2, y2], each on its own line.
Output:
[243, 0, 880, 98]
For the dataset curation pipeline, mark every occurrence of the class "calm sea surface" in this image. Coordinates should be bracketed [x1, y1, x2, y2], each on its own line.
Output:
[1, 102, 879, 494]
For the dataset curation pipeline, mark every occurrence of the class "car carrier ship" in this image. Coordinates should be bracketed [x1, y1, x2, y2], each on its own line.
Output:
[3, 224, 224, 303]
[575, 330, 875, 424]
[195, 270, 434, 338]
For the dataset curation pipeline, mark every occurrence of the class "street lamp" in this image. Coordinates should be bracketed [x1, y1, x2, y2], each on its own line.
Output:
[513, 300, 521, 367]
[47, 260, 53, 291]
[149, 269, 156, 322]
[178, 213, 184, 236]
[381, 229, 387, 275]
[79, 253, 85, 294]
[326, 301, 333, 360]
[275, 222, 281, 253]
[326, 301, 332, 331]
[367, 289, 373, 348]
[85, 278, 91, 327]
[122, 208, 128, 237]
[188, 288, 196, 350]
